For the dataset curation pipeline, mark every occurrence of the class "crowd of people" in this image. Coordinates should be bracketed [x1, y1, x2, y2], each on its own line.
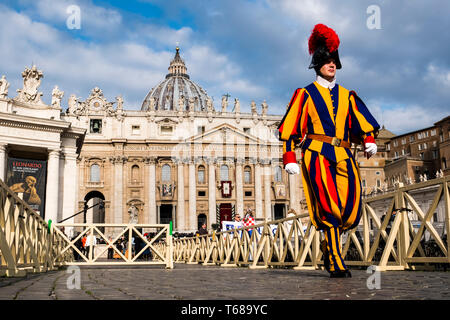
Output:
[71, 230, 157, 261]
[193, 208, 257, 237]
[69, 209, 260, 260]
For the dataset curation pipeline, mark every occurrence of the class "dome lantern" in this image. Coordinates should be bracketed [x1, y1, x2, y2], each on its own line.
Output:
[166, 47, 189, 79]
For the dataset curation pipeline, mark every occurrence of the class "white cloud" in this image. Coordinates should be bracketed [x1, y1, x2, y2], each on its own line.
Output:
[0, 5, 177, 109]
[1, 0, 449, 126]
[0, 3, 266, 112]
[20, 0, 123, 35]
[423, 63, 450, 91]
[133, 24, 194, 48]
[366, 100, 447, 135]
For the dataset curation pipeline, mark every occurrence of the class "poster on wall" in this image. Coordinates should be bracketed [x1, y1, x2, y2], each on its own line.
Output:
[6, 157, 47, 218]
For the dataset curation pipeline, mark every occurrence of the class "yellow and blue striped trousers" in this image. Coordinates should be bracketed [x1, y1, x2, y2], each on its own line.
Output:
[302, 149, 362, 271]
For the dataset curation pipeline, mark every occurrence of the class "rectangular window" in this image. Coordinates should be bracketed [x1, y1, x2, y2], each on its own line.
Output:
[245, 191, 252, 197]
[401, 138, 406, 145]
[132, 125, 140, 135]
[244, 170, 251, 184]
[431, 129, 437, 136]
[377, 179, 381, 188]
[432, 150, 438, 160]
[362, 179, 366, 188]
[198, 170, 205, 184]
[198, 191, 206, 197]
[409, 135, 415, 142]
[243, 127, 250, 134]
[90, 164, 100, 182]
[393, 140, 398, 147]
[394, 151, 399, 158]
[161, 125, 173, 134]
[197, 126, 205, 135]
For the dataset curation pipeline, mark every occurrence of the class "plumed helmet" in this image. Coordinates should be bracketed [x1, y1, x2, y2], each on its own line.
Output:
[308, 24, 342, 70]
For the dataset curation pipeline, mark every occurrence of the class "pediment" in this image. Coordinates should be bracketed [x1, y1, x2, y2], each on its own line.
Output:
[155, 117, 179, 125]
[187, 123, 260, 144]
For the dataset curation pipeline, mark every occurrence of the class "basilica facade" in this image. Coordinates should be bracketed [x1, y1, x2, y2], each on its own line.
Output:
[61, 48, 304, 233]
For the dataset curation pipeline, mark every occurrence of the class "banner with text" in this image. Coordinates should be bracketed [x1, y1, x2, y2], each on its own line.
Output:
[7, 157, 47, 217]
[221, 221, 278, 239]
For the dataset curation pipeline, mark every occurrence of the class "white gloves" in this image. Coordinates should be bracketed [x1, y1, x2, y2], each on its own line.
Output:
[364, 142, 377, 158]
[285, 163, 300, 175]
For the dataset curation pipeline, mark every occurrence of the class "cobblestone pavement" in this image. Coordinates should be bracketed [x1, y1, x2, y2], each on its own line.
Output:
[0, 263, 449, 300]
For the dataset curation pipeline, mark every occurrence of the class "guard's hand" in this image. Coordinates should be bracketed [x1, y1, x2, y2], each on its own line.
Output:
[364, 142, 377, 159]
[285, 163, 300, 175]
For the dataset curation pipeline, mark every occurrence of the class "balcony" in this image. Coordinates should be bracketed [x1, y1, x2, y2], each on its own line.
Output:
[85, 181, 104, 188]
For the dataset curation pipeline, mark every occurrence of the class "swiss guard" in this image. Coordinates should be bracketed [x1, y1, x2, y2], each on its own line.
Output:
[278, 24, 380, 278]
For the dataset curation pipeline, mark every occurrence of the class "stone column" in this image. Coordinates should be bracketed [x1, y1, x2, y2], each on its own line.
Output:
[253, 158, 263, 220]
[147, 157, 157, 224]
[87, 198, 94, 224]
[235, 157, 244, 216]
[45, 149, 60, 222]
[176, 158, 185, 231]
[113, 156, 124, 224]
[0, 143, 7, 181]
[61, 151, 78, 225]
[207, 158, 216, 227]
[263, 159, 272, 220]
[289, 171, 297, 212]
[188, 159, 196, 231]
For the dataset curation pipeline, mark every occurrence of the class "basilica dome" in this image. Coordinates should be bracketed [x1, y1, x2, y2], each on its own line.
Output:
[141, 47, 211, 112]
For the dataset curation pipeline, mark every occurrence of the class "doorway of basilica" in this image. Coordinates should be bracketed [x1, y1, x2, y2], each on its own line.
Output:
[219, 203, 232, 224]
[197, 213, 207, 230]
[159, 204, 173, 224]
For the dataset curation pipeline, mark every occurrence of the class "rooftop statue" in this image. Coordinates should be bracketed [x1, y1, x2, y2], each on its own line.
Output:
[51, 85, 64, 109]
[16, 65, 44, 104]
[0, 75, 10, 98]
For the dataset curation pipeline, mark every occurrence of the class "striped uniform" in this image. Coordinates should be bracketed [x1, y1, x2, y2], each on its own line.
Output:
[278, 81, 380, 271]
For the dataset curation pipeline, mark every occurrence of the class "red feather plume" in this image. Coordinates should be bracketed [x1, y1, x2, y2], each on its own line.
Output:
[308, 24, 340, 55]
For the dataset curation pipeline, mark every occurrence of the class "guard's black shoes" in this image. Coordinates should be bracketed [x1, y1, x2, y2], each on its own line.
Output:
[320, 240, 330, 272]
[329, 269, 352, 278]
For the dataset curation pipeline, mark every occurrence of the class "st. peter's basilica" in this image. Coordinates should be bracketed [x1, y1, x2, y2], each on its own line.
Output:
[0, 48, 304, 236]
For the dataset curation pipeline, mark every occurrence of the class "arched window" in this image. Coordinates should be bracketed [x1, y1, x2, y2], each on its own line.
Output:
[244, 166, 252, 184]
[220, 165, 229, 181]
[162, 164, 171, 182]
[274, 166, 282, 182]
[131, 165, 140, 183]
[90, 164, 100, 182]
[197, 165, 205, 184]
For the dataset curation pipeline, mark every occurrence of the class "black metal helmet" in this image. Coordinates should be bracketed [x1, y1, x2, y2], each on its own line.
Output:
[308, 24, 342, 70]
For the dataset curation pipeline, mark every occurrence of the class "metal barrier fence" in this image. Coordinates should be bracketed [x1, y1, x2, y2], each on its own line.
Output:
[170, 176, 450, 271]
[52, 223, 173, 269]
[0, 180, 69, 277]
[1, 175, 448, 276]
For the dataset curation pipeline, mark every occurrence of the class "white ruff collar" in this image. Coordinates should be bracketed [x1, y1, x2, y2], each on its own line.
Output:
[316, 75, 336, 89]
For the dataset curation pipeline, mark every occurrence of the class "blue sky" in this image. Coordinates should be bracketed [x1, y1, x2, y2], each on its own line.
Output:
[1, 0, 449, 135]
